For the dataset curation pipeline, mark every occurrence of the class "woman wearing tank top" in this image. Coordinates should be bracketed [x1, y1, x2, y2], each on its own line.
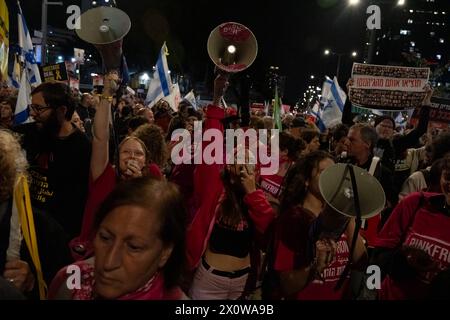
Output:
[186, 74, 275, 300]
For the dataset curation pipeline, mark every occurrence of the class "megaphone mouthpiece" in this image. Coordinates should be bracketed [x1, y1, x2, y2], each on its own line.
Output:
[99, 25, 110, 33]
[227, 45, 236, 54]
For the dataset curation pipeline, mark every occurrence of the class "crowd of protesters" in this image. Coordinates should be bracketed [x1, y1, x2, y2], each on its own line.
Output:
[0, 70, 449, 301]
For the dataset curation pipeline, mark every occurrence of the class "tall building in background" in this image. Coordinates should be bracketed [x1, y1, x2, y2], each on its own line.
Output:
[370, 0, 450, 86]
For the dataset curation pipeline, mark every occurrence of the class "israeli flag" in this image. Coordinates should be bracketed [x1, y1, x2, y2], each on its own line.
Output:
[311, 101, 326, 133]
[14, 69, 31, 125]
[18, 1, 41, 85]
[11, 54, 21, 89]
[183, 90, 198, 110]
[319, 76, 346, 129]
[145, 43, 172, 105]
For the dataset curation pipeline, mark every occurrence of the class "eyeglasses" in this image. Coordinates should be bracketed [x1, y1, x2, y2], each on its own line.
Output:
[28, 104, 52, 114]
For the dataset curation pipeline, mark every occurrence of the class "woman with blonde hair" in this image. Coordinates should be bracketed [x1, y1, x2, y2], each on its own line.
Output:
[0, 130, 70, 299]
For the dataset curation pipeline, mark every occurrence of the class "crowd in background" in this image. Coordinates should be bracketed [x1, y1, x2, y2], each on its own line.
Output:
[0, 72, 449, 300]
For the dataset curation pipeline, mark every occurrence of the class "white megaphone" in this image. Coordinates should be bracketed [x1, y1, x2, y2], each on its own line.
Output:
[313, 163, 386, 241]
[76, 6, 131, 72]
[207, 22, 258, 73]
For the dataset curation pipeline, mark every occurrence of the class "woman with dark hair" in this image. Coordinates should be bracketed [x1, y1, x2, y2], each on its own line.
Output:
[49, 177, 187, 300]
[329, 124, 349, 158]
[132, 124, 168, 170]
[301, 129, 321, 155]
[70, 73, 162, 261]
[153, 99, 173, 134]
[272, 151, 367, 300]
[259, 131, 305, 204]
[372, 154, 450, 300]
[0, 130, 71, 299]
[186, 74, 274, 300]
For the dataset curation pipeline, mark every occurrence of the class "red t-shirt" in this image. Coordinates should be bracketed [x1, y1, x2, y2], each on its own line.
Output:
[260, 174, 284, 199]
[259, 159, 290, 200]
[374, 192, 450, 300]
[273, 206, 350, 300]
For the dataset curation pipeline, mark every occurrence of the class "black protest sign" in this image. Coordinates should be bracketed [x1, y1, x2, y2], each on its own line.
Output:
[40, 63, 68, 83]
[349, 63, 430, 111]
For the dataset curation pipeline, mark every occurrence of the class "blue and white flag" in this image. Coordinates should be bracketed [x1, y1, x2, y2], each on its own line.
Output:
[11, 53, 21, 89]
[319, 76, 346, 129]
[183, 90, 198, 110]
[145, 43, 172, 105]
[311, 101, 326, 133]
[17, 1, 41, 86]
[14, 69, 31, 125]
[14, 1, 41, 125]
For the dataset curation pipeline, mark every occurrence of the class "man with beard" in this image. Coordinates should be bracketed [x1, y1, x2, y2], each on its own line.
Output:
[14, 82, 91, 240]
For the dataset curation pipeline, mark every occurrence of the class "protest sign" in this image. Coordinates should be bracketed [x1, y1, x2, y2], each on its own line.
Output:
[74, 48, 85, 64]
[40, 63, 68, 83]
[411, 96, 450, 133]
[349, 63, 430, 111]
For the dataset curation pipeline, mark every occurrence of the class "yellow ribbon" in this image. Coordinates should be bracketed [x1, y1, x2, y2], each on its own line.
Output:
[14, 174, 47, 300]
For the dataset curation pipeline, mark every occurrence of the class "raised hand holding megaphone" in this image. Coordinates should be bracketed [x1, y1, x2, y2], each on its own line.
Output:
[76, 6, 131, 91]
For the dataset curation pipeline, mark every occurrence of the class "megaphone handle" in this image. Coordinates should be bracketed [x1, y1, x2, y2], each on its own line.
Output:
[334, 165, 363, 291]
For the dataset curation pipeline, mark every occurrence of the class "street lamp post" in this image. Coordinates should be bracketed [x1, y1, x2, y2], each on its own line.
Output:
[336, 54, 342, 80]
[349, 0, 407, 64]
[41, 0, 63, 65]
[324, 50, 357, 79]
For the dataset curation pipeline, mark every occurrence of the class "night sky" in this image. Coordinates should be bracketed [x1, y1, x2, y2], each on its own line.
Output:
[7, 0, 369, 104]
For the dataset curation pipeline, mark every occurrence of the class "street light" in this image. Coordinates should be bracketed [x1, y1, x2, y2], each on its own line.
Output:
[324, 49, 358, 79]
[397, 0, 406, 6]
[348, 0, 360, 5]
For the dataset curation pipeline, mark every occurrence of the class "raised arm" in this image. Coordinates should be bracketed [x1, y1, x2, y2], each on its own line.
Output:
[393, 85, 433, 152]
[186, 73, 230, 269]
[90, 72, 119, 182]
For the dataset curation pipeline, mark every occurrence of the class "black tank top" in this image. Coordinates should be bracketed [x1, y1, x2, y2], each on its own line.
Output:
[209, 219, 252, 258]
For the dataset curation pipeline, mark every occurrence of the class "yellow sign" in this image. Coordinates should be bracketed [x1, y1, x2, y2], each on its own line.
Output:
[0, 0, 9, 82]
